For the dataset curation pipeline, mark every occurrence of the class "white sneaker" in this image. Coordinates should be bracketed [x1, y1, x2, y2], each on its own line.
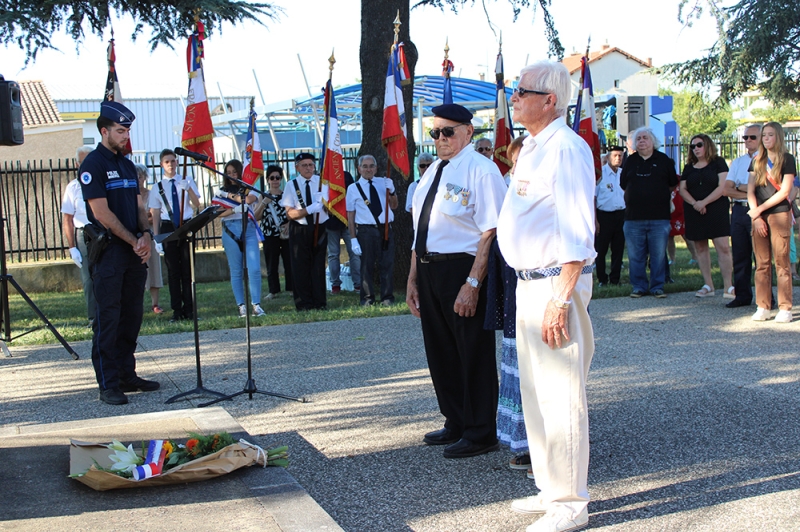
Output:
[252, 303, 266, 317]
[751, 308, 771, 321]
[238, 304, 247, 318]
[774, 310, 793, 323]
[511, 493, 547, 515]
[526, 507, 588, 532]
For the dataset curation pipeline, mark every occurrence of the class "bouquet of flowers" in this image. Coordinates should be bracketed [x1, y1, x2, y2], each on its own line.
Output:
[70, 432, 288, 491]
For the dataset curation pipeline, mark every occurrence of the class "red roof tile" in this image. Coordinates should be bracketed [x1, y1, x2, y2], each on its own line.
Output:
[19, 80, 63, 127]
[562, 46, 651, 75]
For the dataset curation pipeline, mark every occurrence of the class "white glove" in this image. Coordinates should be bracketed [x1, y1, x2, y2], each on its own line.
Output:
[385, 178, 395, 194]
[312, 191, 324, 204]
[305, 202, 323, 214]
[155, 242, 164, 255]
[69, 247, 82, 268]
[350, 239, 362, 256]
[214, 187, 227, 198]
[175, 178, 189, 191]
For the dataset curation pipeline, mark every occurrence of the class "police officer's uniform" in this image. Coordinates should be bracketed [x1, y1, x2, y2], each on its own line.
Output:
[79, 101, 157, 404]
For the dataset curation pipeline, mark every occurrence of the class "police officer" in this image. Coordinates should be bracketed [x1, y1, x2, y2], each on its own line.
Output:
[79, 101, 159, 405]
[406, 103, 507, 459]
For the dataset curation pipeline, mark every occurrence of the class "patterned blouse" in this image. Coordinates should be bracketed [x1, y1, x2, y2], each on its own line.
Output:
[260, 193, 289, 238]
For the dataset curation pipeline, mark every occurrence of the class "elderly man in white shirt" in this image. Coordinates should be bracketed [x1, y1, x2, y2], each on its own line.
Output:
[722, 124, 761, 308]
[497, 60, 596, 532]
[407, 103, 507, 459]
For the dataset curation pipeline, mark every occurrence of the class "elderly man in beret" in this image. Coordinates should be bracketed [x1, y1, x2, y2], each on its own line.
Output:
[406, 103, 507, 458]
[79, 101, 158, 405]
[280, 152, 329, 311]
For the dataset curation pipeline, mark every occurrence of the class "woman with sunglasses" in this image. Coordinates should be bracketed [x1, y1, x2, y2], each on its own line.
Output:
[260, 165, 293, 300]
[747, 122, 797, 322]
[679, 134, 733, 299]
[216, 159, 266, 318]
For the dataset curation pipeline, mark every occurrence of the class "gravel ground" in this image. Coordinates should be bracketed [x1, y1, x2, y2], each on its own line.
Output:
[2, 289, 799, 531]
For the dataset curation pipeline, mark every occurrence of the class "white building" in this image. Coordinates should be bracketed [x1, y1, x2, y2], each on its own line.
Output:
[562, 44, 658, 96]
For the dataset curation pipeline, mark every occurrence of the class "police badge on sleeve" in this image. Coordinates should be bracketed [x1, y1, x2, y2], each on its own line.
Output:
[80, 172, 92, 185]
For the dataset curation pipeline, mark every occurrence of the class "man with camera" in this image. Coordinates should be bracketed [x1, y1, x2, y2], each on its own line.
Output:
[79, 101, 159, 405]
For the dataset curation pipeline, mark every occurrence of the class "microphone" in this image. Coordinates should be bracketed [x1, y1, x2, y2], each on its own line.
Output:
[174, 147, 210, 162]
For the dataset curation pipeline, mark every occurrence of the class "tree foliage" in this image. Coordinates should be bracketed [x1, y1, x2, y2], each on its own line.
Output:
[664, 0, 800, 104]
[751, 102, 800, 124]
[0, 0, 281, 62]
[413, 0, 564, 59]
[661, 88, 735, 137]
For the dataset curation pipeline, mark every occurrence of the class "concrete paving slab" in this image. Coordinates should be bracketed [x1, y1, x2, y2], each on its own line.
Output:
[1, 288, 799, 531]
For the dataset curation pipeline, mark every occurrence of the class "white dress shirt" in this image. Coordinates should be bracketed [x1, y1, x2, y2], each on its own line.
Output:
[61, 179, 90, 227]
[595, 163, 626, 212]
[148, 174, 200, 221]
[346, 177, 395, 224]
[497, 118, 597, 270]
[280, 175, 330, 224]
[411, 145, 506, 255]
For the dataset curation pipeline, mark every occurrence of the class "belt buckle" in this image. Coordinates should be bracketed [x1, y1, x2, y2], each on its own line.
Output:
[420, 254, 431, 264]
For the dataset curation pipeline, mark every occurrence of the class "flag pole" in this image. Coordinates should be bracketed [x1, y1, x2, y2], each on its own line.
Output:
[313, 50, 335, 249]
[382, 12, 402, 248]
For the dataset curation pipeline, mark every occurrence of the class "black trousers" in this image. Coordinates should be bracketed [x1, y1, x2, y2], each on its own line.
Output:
[289, 221, 327, 310]
[263, 235, 293, 295]
[90, 242, 147, 390]
[357, 225, 395, 304]
[160, 220, 192, 317]
[595, 209, 626, 284]
[730, 202, 754, 303]
[417, 255, 498, 444]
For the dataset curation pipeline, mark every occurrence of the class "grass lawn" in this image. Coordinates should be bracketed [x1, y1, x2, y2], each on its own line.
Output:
[2, 240, 796, 346]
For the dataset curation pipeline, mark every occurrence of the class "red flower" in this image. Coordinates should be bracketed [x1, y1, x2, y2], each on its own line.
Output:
[186, 438, 200, 454]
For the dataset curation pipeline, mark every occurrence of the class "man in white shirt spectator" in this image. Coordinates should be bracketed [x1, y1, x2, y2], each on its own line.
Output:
[594, 146, 626, 286]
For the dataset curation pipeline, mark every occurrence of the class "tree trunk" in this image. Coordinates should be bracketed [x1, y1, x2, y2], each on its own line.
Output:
[360, 0, 417, 294]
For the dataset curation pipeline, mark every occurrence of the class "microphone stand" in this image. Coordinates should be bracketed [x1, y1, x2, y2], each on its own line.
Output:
[193, 163, 306, 407]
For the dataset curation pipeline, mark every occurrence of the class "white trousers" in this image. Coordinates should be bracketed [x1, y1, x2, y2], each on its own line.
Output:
[516, 273, 594, 518]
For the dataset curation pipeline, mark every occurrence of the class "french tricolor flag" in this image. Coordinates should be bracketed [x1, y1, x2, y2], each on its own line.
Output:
[572, 56, 602, 182]
[381, 43, 410, 179]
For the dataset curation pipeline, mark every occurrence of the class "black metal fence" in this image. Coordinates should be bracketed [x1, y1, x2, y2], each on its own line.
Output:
[0, 149, 364, 263]
[663, 134, 800, 168]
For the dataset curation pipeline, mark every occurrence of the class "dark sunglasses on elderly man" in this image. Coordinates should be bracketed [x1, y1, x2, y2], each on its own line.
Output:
[742, 135, 758, 141]
[429, 123, 469, 140]
[418, 163, 431, 170]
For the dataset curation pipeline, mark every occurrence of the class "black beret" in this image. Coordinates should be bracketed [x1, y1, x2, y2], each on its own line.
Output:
[431, 103, 473, 123]
[607, 145, 625, 153]
[100, 101, 135, 127]
[295, 152, 316, 162]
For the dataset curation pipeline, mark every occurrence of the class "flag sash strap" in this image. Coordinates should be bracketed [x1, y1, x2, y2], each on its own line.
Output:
[211, 197, 265, 241]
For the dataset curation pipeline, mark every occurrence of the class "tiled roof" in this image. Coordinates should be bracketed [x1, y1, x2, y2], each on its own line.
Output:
[19, 80, 63, 127]
[562, 46, 652, 75]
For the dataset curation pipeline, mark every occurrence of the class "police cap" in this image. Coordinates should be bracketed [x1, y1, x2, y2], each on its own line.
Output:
[100, 101, 135, 127]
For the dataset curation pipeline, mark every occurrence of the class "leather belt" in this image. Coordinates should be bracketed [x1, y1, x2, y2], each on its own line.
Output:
[516, 264, 595, 281]
[418, 252, 472, 264]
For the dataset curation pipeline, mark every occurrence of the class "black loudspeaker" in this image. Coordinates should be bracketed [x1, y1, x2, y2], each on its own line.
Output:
[0, 77, 24, 146]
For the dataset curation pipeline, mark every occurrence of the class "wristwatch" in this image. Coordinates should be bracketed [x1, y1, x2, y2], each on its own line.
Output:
[137, 229, 154, 239]
[466, 276, 482, 288]
[551, 296, 571, 309]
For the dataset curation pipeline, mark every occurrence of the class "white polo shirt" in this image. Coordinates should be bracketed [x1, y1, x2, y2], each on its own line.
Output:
[346, 177, 395, 224]
[726, 151, 757, 203]
[411, 144, 506, 255]
[595, 163, 626, 212]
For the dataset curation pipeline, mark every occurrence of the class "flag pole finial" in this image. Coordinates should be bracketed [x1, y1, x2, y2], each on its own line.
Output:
[393, 11, 401, 44]
[444, 37, 450, 61]
[328, 49, 336, 78]
[498, 31, 502, 53]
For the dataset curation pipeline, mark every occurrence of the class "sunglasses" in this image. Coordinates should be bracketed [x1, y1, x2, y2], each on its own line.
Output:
[430, 123, 468, 140]
[268, 175, 282, 181]
[690, 142, 704, 149]
[477, 147, 492, 152]
[418, 163, 431, 169]
[742, 135, 758, 141]
[513, 87, 550, 97]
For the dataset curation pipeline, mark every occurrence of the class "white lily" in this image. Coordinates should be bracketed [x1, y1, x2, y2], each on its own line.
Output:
[107, 440, 143, 473]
